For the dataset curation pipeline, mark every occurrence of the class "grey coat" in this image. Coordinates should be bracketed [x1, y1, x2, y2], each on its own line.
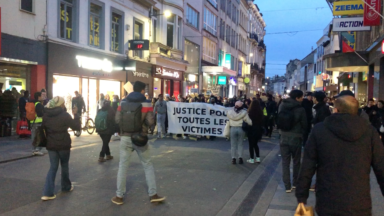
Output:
[154, 100, 167, 114]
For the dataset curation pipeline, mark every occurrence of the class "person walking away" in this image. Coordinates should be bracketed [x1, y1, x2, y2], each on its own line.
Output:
[153, 94, 167, 138]
[41, 96, 81, 201]
[265, 95, 277, 137]
[96, 101, 116, 162]
[227, 101, 252, 165]
[335, 90, 370, 122]
[312, 91, 331, 125]
[277, 90, 307, 193]
[72, 91, 86, 115]
[377, 100, 384, 145]
[31, 92, 45, 156]
[19, 91, 29, 119]
[98, 93, 105, 109]
[112, 81, 165, 205]
[301, 92, 313, 146]
[295, 96, 384, 216]
[247, 100, 263, 163]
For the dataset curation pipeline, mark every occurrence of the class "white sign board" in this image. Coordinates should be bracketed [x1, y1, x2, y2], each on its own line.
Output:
[332, 17, 371, 32]
[123, 81, 133, 93]
[167, 101, 230, 136]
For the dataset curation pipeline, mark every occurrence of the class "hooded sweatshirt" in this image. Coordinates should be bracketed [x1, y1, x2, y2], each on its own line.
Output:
[43, 107, 81, 151]
[296, 113, 384, 216]
[227, 108, 252, 127]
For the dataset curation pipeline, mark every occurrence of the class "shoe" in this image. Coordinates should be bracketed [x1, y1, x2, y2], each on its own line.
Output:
[70, 185, 74, 192]
[183, 136, 187, 139]
[157, 134, 161, 138]
[247, 159, 255, 164]
[239, 158, 243, 164]
[292, 186, 296, 189]
[286, 189, 292, 193]
[41, 195, 56, 201]
[150, 194, 166, 203]
[106, 155, 114, 160]
[310, 185, 316, 192]
[255, 158, 261, 163]
[111, 196, 124, 205]
[232, 158, 236, 164]
[98, 157, 106, 162]
[33, 151, 44, 156]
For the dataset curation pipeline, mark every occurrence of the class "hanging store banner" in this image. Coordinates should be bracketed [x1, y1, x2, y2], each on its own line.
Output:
[333, 1, 364, 16]
[333, 17, 371, 31]
[364, 0, 381, 26]
[167, 101, 230, 136]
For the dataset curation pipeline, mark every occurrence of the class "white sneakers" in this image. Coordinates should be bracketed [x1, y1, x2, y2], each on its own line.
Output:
[33, 151, 44, 156]
[247, 158, 261, 164]
[41, 195, 56, 201]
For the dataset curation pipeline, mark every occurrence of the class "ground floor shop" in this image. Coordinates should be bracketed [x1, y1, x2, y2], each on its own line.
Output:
[201, 66, 237, 98]
[126, 59, 153, 98]
[184, 74, 199, 97]
[48, 43, 125, 118]
[152, 65, 183, 100]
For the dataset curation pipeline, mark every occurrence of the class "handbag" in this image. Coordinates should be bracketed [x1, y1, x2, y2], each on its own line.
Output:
[242, 121, 250, 133]
[380, 125, 384, 133]
[224, 121, 230, 138]
[16, 118, 31, 136]
[294, 203, 314, 216]
[32, 124, 47, 148]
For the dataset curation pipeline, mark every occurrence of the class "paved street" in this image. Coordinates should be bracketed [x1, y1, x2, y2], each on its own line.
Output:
[0, 133, 383, 216]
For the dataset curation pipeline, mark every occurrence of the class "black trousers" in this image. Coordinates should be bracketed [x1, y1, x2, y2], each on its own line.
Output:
[248, 136, 260, 159]
[99, 134, 112, 157]
[280, 136, 302, 190]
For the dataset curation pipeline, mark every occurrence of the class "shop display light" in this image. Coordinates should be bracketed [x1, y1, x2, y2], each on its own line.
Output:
[76, 55, 113, 72]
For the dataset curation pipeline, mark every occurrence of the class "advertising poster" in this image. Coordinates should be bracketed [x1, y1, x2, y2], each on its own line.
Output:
[342, 31, 356, 53]
[167, 102, 230, 136]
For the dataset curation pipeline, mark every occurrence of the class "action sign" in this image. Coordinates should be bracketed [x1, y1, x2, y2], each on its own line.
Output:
[333, 1, 364, 16]
[333, 17, 371, 32]
[167, 101, 230, 136]
[364, 0, 381, 26]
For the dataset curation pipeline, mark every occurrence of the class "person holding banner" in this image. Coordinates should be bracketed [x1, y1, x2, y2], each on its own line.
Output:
[227, 101, 253, 164]
[153, 94, 167, 138]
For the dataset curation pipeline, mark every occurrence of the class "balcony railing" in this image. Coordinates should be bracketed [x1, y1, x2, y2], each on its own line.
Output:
[248, 32, 259, 43]
[258, 40, 266, 50]
[250, 63, 260, 71]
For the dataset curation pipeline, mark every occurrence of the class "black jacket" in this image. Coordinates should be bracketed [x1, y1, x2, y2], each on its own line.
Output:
[312, 102, 331, 125]
[296, 113, 384, 216]
[72, 95, 86, 113]
[43, 107, 81, 151]
[278, 98, 308, 136]
[265, 100, 277, 117]
[301, 98, 313, 125]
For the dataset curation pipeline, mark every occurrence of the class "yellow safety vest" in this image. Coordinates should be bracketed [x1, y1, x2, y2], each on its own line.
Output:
[263, 107, 267, 116]
[31, 102, 43, 123]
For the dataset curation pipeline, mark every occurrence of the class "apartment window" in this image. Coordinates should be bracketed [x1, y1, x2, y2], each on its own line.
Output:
[178, 18, 182, 49]
[167, 15, 175, 47]
[207, 0, 217, 8]
[203, 37, 217, 64]
[186, 5, 199, 29]
[226, 25, 230, 44]
[151, 11, 158, 42]
[203, 8, 217, 36]
[238, 61, 242, 76]
[60, 0, 75, 41]
[220, 19, 225, 40]
[111, 12, 122, 53]
[89, 3, 102, 48]
[134, 20, 143, 58]
[227, 0, 231, 17]
[232, 6, 236, 23]
[230, 56, 235, 70]
[220, 0, 226, 11]
[218, 50, 223, 66]
[21, 0, 33, 13]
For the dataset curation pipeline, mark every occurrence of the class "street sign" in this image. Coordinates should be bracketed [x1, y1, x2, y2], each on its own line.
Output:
[129, 40, 149, 50]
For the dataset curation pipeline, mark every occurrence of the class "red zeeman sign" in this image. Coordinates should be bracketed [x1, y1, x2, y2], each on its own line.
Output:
[364, 0, 381, 26]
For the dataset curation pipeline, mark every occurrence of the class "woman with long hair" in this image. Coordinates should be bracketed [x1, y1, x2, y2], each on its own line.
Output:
[247, 100, 264, 163]
[227, 101, 252, 164]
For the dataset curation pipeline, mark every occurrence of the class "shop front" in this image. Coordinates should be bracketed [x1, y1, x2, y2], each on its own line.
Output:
[184, 74, 199, 97]
[152, 65, 183, 100]
[48, 43, 125, 118]
[126, 59, 153, 98]
[202, 66, 237, 98]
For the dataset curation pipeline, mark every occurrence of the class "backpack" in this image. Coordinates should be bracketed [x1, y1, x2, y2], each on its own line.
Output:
[26, 102, 36, 121]
[120, 101, 142, 133]
[277, 107, 297, 131]
[95, 110, 108, 131]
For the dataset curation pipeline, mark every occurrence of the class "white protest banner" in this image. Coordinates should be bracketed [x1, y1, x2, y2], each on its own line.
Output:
[167, 101, 230, 137]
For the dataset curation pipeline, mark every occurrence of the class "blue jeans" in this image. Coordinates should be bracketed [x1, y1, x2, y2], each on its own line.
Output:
[230, 127, 245, 159]
[43, 150, 71, 196]
[116, 136, 157, 197]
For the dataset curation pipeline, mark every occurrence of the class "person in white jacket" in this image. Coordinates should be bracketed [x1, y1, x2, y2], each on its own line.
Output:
[227, 101, 252, 164]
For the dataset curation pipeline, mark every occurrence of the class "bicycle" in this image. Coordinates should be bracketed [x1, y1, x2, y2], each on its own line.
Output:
[73, 113, 95, 137]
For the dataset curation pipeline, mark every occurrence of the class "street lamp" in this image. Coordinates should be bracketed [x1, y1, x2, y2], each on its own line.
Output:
[250, 53, 253, 57]
[149, 10, 172, 18]
[164, 10, 171, 18]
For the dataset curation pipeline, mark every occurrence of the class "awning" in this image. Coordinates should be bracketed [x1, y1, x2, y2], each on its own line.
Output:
[324, 52, 369, 72]
[202, 66, 237, 77]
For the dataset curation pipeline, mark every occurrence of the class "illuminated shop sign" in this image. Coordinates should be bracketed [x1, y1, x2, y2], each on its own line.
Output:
[132, 71, 149, 78]
[76, 55, 113, 72]
[155, 66, 181, 79]
[218, 76, 227, 85]
[333, 1, 364, 16]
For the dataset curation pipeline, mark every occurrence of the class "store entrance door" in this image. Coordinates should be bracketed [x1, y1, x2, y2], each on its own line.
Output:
[82, 78, 97, 119]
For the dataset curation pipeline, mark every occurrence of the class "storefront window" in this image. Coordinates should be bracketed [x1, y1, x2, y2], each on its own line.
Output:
[0, 64, 28, 92]
[89, 3, 102, 48]
[53, 75, 80, 114]
[373, 71, 380, 100]
[164, 79, 171, 96]
[111, 12, 122, 53]
[99, 80, 120, 102]
[60, 0, 74, 41]
[153, 78, 161, 98]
